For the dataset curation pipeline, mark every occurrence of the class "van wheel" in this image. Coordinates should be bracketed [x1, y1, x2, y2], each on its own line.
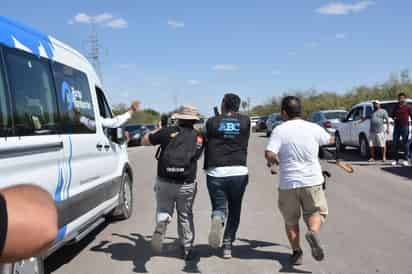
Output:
[336, 133, 345, 152]
[112, 173, 133, 220]
[0, 257, 44, 274]
[359, 135, 370, 159]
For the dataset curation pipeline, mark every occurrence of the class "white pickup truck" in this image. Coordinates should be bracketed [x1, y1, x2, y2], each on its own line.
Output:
[335, 100, 412, 158]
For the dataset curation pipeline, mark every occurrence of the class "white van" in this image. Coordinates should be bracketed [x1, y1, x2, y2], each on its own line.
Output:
[0, 16, 134, 273]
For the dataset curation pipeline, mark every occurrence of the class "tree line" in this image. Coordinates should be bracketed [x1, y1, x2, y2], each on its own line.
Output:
[112, 103, 160, 125]
[251, 70, 412, 118]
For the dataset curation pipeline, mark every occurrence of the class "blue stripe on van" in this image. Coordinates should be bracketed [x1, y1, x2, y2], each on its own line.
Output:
[65, 136, 73, 199]
[0, 16, 55, 58]
[54, 167, 64, 202]
[56, 225, 67, 242]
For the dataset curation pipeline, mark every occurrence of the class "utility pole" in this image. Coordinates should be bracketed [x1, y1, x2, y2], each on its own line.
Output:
[84, 24, 103, 81]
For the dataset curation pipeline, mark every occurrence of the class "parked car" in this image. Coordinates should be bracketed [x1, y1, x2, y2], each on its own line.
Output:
[335, 100, 412, 158]
[255, 116, 268, 132]
[266, 113, 283, 137]
[145, 124, 157, 131]
[309, 110, 348, 136]
[126, 124, 144, 147]
[250, 116, 261, 132]
[0, 16, 134, 273]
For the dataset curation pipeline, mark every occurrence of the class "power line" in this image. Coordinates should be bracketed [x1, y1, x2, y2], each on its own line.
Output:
[84, 24, 103, 81]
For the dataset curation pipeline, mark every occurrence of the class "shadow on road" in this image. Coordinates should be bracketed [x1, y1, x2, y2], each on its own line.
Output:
[381, 166, 412, 179]
[90, 233, 310, 274]
[90, 233, 201, 273]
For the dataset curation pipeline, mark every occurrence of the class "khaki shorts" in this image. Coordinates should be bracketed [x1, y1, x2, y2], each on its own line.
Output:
[369, 132, 386, 147]
[278, 185, 328, 226]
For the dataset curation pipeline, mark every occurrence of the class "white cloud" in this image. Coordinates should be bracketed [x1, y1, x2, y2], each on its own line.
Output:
[69, 12, 128, 29]
[271, 70, 281, 76]
[94, 13, 113, 23]
[336, 33, 346, 39]
[212, 64, 239, 71]
[316, 1, 375, 15]
[168, 20, 185, 29]
[187, 80, 200, 85]
[73, 13, 92, 23]
[107, 18, 128, 29]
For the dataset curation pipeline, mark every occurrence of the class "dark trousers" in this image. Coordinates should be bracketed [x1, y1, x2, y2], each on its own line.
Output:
[392, 126, 410, 161]
[206, 175, 248, 245]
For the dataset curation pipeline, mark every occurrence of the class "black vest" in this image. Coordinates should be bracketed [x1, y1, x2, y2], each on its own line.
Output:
[204, 113, 250, 169]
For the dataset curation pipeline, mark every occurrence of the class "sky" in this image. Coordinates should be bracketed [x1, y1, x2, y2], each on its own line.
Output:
[2, 0, 412, 115]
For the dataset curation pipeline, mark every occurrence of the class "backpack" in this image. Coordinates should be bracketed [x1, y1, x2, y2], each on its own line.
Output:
[156, 127, 199, 181]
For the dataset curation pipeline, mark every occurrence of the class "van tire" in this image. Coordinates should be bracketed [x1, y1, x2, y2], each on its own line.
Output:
[112, 172, 133, 220]
[359, 135, 370, 159]
[0, 257, 44, 274]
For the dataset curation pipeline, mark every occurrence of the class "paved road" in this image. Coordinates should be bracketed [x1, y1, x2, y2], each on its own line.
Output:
[47, 134, 412, 274]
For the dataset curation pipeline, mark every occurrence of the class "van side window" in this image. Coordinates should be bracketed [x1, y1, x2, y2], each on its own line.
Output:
[0, 54, 10, 137]
[96, 87, 113, 119]
[4, 49, 59, 136]
[53, 62, 96, 134]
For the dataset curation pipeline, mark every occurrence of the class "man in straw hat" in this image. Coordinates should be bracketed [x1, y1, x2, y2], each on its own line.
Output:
[142, 106, 204, 261]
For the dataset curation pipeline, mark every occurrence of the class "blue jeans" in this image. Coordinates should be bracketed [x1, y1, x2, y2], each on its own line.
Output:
[207, 175, 248, 245]
[392, 126, 410, 161]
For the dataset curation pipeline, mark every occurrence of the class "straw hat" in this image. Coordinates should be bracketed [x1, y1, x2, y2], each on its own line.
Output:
[172, 105, 201, 121]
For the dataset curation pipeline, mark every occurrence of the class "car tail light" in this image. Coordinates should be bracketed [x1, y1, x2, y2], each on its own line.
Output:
[323, 121, 332, 128]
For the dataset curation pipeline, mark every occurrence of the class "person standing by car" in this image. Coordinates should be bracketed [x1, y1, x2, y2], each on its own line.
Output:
[204, 93, 250, 259]
[391, 93, 412, 166]
[141, 106, 204, 261]
[265, 96, 334, 265]
[369, 100, 390, 162]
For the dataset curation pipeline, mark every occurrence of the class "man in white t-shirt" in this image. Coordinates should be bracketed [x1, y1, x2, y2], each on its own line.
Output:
[265, 96, 334, 265]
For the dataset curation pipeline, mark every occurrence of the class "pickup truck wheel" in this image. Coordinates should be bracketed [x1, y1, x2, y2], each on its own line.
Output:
[0, 257, 44, 274]
[112, 172, 133, 220]
[359, 135, 370, 159]
[336, 133, 345, 152]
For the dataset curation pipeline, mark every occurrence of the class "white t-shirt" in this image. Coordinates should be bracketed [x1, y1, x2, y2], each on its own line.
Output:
[207, 166, 249, 178]
[266, 119, 331, 190]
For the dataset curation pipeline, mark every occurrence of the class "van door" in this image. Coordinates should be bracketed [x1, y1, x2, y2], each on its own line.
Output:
[94, 87, 121, 178]
[349, 107, 364, 145]
[0, 47, 64, 198]
[339, 108, 356, 145]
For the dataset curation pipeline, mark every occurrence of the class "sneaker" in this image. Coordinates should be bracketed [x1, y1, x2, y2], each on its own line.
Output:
[401, 160, 409, 167]
[289, 249, 303, 266]
[222, 245, 232, 259]
[368, 158, 375, 163]
[151, 221, 168, 253]
[305, 231, 325, 261]
[182, 247, 198, 261]
[391, 160, 399, 166]
[208, 216, 224, 249]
